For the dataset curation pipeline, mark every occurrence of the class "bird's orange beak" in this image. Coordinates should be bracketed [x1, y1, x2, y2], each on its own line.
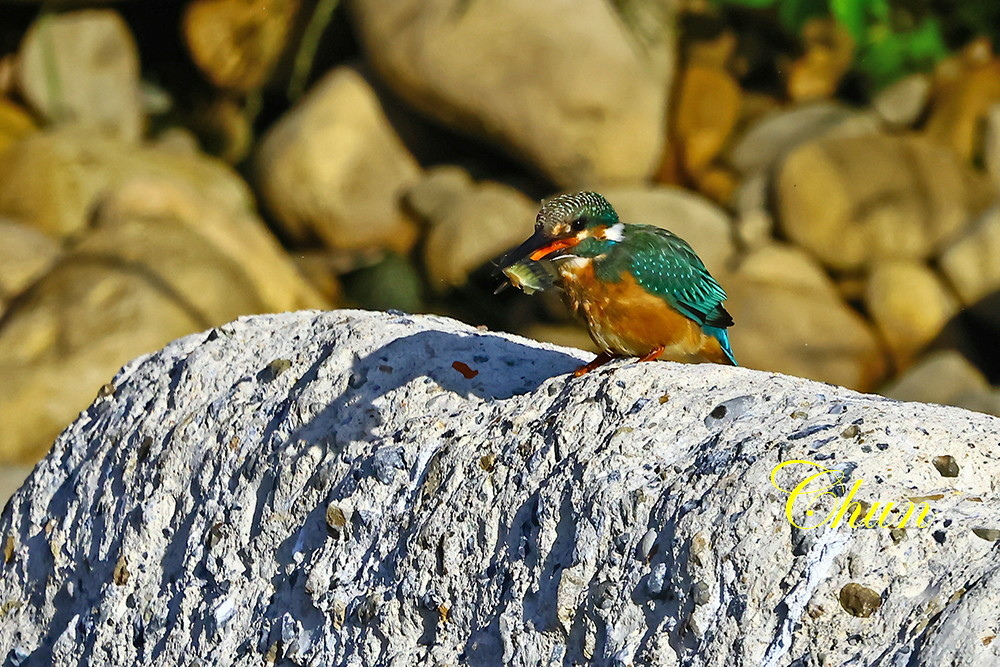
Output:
[528, 237, 579, 261]
[497, 229, 581, 273]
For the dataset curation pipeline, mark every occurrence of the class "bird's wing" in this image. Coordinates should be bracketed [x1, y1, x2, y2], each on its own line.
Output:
[601, 225, 732, 328]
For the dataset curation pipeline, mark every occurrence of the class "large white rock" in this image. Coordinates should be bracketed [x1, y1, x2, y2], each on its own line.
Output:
[1, 310, 998, 665]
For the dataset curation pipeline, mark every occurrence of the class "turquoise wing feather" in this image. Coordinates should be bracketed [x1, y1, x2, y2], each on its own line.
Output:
[596, 225, 733, 328]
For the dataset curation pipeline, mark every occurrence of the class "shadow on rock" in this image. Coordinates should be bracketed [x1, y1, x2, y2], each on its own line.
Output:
[289, 329, 584, 446]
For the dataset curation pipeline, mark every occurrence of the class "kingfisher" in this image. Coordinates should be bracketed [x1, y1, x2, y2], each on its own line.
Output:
[499, 191, 737, 377]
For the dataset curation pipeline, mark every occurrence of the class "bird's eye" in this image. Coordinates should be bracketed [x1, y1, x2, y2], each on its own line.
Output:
[571, 217, 586, 232]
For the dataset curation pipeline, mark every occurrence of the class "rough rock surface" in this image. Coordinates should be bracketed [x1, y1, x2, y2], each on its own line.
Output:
[2, 310, 999, 665]
[348, 0, 673, 187]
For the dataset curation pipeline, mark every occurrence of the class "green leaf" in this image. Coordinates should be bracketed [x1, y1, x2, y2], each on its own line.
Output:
[857, 17, 948, 88]
[777, 0, 828, 34]
[829, 0, 867, 41]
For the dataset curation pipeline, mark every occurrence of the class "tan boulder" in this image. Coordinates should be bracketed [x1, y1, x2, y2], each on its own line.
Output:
[881, 350, 996, 416]
[865, 260, 959, 369]
[776, 134, 997, 271]
[183, 0, 299, 92]
[669, 63, 742, 178]
[347, 0, 673, 187]
[735, 243, 836, 296]
[0, 255, 214, 463]
[726, 244, 886, 391]
[872, 74, 931, 129]
[924, 38, 1000, 163]
[90, 178, 326, 314]
[0, 98, 36, 155]
[0, 219, 61, 312]
[0, 126, 249, 238]
[0, 464, 31, 507]
[985, 103, 1000, 189]
[256, 66, 421, 253]
[727, 102, 881, 177]
[0, 192, 326, 463]
[938, 205, 1000, 305]
[732, 172, 775, 250]
[404, 165, 474, 225]
[0, 139, 328, 462]
[417, 172, 535, 290]
[16, 10, 143, 142]
[785, 17, 854, 102]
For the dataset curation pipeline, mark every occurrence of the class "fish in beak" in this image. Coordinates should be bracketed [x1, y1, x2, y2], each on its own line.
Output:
[497, 228, 580, 270]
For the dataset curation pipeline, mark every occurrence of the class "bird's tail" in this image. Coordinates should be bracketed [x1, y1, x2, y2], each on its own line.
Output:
[703, 326, 737, 366]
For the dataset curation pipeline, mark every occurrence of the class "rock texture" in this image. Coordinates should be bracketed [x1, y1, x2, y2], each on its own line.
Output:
[348, 0, 673, 187]
[1, 310, 999, 665]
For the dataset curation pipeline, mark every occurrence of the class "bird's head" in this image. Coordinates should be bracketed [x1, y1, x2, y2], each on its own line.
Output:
[501, 192, 622, 267]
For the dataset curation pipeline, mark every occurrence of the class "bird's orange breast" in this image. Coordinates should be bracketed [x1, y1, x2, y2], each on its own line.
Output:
[559, 260, 726, 363]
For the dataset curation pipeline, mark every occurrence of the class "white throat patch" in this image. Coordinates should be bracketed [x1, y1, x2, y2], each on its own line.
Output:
[603, 223, 625, 242]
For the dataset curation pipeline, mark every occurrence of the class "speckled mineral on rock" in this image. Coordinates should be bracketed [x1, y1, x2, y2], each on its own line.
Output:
[1, 310, 999, 665]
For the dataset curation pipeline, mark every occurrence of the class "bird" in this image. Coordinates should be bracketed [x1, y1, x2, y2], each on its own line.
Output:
[499, 191, 736, 377]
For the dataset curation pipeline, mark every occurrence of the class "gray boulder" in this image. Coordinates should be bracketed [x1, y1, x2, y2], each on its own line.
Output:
[1, 310, 998, 665]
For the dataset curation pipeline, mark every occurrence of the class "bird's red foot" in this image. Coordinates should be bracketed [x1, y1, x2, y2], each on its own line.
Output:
[638, 346, 665, 363]
[573, 351, 616, 377]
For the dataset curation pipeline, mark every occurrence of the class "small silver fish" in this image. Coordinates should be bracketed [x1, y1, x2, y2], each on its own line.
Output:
[500, 259, 558, 295]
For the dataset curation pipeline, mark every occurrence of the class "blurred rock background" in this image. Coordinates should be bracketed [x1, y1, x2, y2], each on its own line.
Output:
[1, 0, 999, 488]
